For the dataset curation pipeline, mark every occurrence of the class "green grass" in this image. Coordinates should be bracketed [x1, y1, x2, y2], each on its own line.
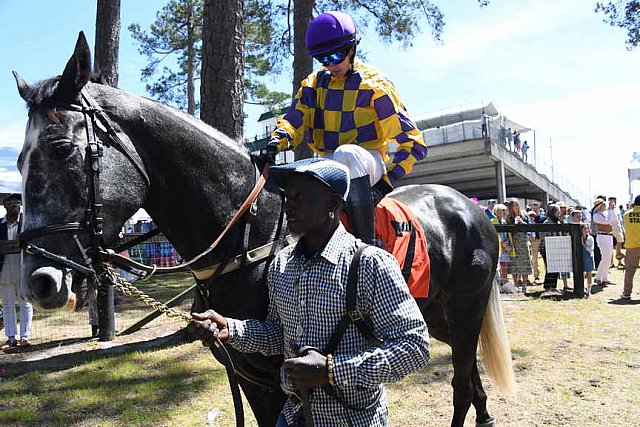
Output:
[2, 268, 639, 426]
[0, 343, 245, 426]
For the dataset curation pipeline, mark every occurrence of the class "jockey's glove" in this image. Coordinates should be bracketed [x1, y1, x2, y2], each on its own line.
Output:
[254, 142, 278, 172]
[372, 179, 393, 205]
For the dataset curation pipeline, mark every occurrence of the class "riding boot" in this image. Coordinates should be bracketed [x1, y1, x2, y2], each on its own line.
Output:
[346, 175, 376, 245]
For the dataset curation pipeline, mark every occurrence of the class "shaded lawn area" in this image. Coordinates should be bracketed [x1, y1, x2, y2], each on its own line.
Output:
[0, 337, 247, 427]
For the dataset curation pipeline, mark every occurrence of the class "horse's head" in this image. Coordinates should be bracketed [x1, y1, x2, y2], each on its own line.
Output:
[14, 32, 148, 309]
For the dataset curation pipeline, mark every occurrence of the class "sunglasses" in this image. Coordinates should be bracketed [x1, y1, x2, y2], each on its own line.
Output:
[314, 46, 351, 66]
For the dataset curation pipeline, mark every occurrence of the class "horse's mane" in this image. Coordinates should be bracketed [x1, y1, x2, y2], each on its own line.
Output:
[23, 74, 250, 156]
[21, 74, 104, 109]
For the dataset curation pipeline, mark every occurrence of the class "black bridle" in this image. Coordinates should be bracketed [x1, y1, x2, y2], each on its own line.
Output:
[19, 90, 150, 277]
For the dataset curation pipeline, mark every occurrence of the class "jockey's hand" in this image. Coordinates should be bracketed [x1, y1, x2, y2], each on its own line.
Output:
[372, 179, 393, 205]
[253, 142, 278, 172]
[284, 347, 328, 390]
[189, 310, 229, 345]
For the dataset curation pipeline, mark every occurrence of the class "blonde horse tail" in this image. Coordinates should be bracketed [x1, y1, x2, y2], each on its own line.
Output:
[478, 279, 516, 394]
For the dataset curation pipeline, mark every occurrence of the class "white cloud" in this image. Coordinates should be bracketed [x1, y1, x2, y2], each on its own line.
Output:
[0, 170, 21, 187]
[0, 119, 27, 150]
[505, 84, 640, 201]
[379, 0, 580, 82]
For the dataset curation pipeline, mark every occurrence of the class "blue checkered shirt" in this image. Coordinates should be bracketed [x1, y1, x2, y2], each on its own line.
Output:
[227, 224, 430, 426]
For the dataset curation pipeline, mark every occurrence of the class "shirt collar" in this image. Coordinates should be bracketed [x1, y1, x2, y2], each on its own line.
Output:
[291, 223, 352, 265]
[2, 216, 18, 225]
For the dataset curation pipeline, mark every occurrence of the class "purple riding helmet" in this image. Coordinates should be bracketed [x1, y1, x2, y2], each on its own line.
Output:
[305, 11, 361, 57]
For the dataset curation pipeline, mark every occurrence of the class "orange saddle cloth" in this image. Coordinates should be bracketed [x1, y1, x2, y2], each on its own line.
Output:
[341, 198, 431, 298]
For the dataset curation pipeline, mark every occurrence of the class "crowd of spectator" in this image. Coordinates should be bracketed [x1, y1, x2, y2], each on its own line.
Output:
[485, 195, 634, 299]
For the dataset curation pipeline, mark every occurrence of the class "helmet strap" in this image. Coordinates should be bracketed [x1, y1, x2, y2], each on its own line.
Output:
[347, 44, 357, 75]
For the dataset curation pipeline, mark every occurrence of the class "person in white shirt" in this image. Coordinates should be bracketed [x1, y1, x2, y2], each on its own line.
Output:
[608, 197, 625, 268]
[591, 198, 615, 285]
[0, 194, 33, 348]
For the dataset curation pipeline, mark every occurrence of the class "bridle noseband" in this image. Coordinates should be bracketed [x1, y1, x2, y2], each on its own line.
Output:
[20, 89, 150, 277]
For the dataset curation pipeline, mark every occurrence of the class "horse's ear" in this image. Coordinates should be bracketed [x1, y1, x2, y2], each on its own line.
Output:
[12, 71, 32, 102]
[59, 31, 92, 96]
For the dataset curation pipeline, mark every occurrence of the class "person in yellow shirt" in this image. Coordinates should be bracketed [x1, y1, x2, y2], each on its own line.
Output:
[257, 11, 427, 244]
[622, 195, 640, 299]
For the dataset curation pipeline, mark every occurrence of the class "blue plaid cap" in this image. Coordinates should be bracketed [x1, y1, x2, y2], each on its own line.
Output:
[267, 158, 350, 201]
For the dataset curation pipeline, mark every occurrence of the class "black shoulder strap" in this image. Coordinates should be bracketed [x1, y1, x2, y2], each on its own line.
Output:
[324, 244, 383, 355]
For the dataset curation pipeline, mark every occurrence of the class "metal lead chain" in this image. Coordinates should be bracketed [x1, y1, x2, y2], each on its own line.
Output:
[100, 264, 192, 323]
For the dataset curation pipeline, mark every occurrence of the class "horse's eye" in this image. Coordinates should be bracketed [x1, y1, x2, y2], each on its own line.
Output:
[55, 141, 74, 157]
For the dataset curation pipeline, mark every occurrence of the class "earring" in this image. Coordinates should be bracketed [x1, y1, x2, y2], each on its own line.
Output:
[328, 211, 335, 219]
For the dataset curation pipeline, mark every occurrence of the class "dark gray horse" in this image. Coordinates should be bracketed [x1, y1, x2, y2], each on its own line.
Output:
[14, 33, 514, 427]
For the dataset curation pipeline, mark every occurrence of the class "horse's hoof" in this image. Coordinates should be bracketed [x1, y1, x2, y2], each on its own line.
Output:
[476, 417, 496, 427]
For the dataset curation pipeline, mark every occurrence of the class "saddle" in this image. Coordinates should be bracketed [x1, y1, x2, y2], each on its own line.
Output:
[341, 197, 430, 299]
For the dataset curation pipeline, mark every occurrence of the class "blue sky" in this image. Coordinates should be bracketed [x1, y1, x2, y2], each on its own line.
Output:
[1, 0, 639, 205]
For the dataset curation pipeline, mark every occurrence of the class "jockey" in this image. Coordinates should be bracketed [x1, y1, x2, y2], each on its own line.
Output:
[258, 11, 427, 244]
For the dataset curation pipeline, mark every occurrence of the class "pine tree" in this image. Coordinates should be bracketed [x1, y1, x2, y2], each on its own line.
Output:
[129, 0, 202, 115]
[596, 1, 640, 49]
[200, 0, 244, 139]
[94, 0, 121, 88]
[129, 0, 289, 117]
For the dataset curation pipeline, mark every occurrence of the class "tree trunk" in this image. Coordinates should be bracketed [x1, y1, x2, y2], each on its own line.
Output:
[200, 0, 244, 141]
[94, 0, 121, 88]
[292, 0, 315, 160]
[186, 4, 196, 116]
[94, 0, 120, 342]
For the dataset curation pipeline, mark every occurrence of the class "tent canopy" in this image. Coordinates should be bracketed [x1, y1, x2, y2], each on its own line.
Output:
[413, 101, 530, 133]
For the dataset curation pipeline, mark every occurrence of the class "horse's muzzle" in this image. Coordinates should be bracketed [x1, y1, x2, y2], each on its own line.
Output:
[28, 266, 75, 310]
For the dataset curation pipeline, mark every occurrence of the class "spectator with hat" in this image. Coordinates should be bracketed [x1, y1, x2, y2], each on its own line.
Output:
[506, 200, 532, 291]
[1, 193, 33, 349]
[529, 202, 546, 283]
[556, 201, 569, 223]
[592, 194, 607, 268]
[592, 198, 615, 285]
[569, 207, 583, 224]
[621, 195, 640, 299]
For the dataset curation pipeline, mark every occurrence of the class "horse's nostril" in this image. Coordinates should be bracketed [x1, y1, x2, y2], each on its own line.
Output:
[31, 275, 55, 299]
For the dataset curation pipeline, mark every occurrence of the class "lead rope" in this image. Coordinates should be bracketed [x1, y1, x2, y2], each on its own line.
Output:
[99, 264, 246, 427]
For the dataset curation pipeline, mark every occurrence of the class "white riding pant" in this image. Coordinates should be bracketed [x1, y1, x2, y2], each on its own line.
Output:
[595, 234, 613, 282]
[325, 145, 385, 186]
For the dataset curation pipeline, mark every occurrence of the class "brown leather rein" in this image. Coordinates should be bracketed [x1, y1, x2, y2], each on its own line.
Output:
[102, 164, 269, 279]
